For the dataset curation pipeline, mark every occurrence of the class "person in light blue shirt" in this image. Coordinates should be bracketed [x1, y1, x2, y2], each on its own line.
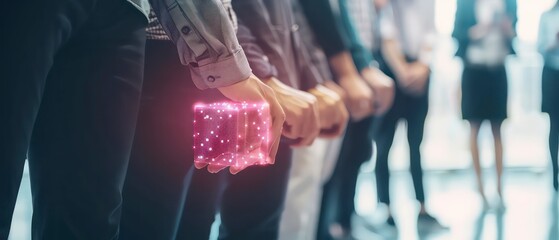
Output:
[537, 1, 559, 191]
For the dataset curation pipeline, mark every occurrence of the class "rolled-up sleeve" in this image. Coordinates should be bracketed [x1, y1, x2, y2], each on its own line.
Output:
[149, 0, 252, 89]
[236, 22, 278, 80]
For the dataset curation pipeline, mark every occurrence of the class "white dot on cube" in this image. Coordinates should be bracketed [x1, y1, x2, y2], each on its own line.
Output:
[206, 138, 209, 142]
[210, 131, 214, 134]
[201, 143, 204, 147]
[221, 140, 224, 143]
[209, 147, 213, 151]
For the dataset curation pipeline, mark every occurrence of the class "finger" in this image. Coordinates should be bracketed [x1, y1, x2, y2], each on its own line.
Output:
[230, 164, 250, 175]
[282, 122, 299, 139]
[266, 92, 285, 164]
[194, 162, 208, 169]
[207, 164, 228, 173]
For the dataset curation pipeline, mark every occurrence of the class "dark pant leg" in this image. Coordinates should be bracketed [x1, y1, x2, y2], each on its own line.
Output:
[404, 89, 429, 203]
[176, 170, 227, 240]
[26, 2, 147, 239]
[549, 114, 559, 189]
[120, 40, 227, 240]
[218, 143, 292, 240]
[337, 116, 376, 228]
[315, 116, 376, 239]
[0, 0, 96, 237]
[374, 109, 399, 205]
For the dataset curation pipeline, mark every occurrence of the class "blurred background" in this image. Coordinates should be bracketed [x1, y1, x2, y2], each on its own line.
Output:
[8, 0, 559, 239]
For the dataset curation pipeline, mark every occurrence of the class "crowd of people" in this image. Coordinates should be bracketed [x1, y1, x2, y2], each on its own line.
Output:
[2, 0, 558, 239]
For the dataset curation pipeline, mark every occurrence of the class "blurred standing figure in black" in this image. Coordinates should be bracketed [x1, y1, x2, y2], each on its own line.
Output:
[453, 0, 517, 206]
[537, 0, 559, 192]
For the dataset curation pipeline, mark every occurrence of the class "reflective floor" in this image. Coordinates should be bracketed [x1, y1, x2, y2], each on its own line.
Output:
[352, 168, 558, 240]
[9, 164, 557, 240]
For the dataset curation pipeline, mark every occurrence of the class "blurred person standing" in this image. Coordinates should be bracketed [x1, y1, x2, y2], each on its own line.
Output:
[315, 0, 396, 238]
[453, 0, 517, 206]
[373, 0, 444, 230]
[537, 0, 559, 192]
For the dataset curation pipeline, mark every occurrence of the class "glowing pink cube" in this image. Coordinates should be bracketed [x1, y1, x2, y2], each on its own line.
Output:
[193, 102, 272, 168]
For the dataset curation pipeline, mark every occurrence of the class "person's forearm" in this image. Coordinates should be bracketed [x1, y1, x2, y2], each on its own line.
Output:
[381, 39, 408, 76]
[329, 52, 362, 81]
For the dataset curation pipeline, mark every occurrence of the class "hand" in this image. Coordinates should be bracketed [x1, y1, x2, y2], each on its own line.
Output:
[338, 74, 375, 121]
[361, 67, 395, 115]
[404, 62, 430, 96]
[469, 24, 490, 40]
[323, 80, 347, 101]
[500, 17, 515, 37]
[195, 75, 285, 174]
[308, 84, 349, 138]
[265, 77, 320, 147]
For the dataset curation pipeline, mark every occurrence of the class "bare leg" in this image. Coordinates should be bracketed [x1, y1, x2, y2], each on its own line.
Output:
[469, 121, 486, 201]
[490, 120, 504, 198]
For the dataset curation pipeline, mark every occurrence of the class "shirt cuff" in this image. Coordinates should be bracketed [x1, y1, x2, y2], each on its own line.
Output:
[189, 49, 252, 90]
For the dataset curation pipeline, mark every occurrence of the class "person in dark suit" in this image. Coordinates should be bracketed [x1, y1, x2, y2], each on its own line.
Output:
[537, 1, 559, 192]
[452, 0, 517, 206]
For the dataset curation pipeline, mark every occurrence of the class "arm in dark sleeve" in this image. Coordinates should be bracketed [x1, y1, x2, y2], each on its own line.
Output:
[338, 0, 374, 71]
[298, 0, 349, 57]
[232, 0, 292, 83]
[452, 0, 474, 58]
[236, 21, 278, 80]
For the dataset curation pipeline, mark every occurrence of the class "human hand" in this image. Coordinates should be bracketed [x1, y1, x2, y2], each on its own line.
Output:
[265, 77, 320, 147]
[195, 75, 285, 174]
[404, 62, 430, 96]
[308, 84, 349, 138]
[361, 67, 395, 115]
[338, 74, 375, 121]
[469, 24, 491, 40]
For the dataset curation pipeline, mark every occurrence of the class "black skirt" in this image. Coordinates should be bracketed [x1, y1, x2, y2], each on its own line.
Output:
[542, 65, 559, 117]
[461, 65, 508, 121]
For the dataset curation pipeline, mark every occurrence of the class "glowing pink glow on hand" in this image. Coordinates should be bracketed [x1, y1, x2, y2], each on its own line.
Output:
[193, 101, 273, 171]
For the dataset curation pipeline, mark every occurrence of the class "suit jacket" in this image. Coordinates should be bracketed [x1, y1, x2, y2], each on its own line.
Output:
[452, 0, 518, 59]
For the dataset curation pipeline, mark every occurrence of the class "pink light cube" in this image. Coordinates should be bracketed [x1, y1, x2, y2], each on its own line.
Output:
[193, 102, 272, 168]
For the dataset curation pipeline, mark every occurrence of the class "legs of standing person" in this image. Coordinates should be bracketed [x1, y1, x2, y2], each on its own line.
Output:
[120, 40, 225, 240]
[26, 1, 147, 238]
[337, 116, 376, 230]
[549, 114, 559, 191]
[218, 143, 292, 240]
[405, 90, 429, 214]
[279, 140, 328, 240]
[316, 116, 376, 239]
[469, 121, 486, 201]
[374, 107, 399, 224]
[176, 170, 227, 240]
[542, 66, 559, 192]
[1, 0, 93, 236]
[490, 120, 504, 198]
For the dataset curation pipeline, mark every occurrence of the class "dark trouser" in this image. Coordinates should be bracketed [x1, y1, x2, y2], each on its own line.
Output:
[543, 66, 559, 189]
[120, 40, 227, 240]
[1, 0, 146, 238]
[218, 143, 293, 240]
[175, 144, 292, 240]
[316, 115, 376, 239]
[176, 170, 227, 240]
[374, 55, 429, 205]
